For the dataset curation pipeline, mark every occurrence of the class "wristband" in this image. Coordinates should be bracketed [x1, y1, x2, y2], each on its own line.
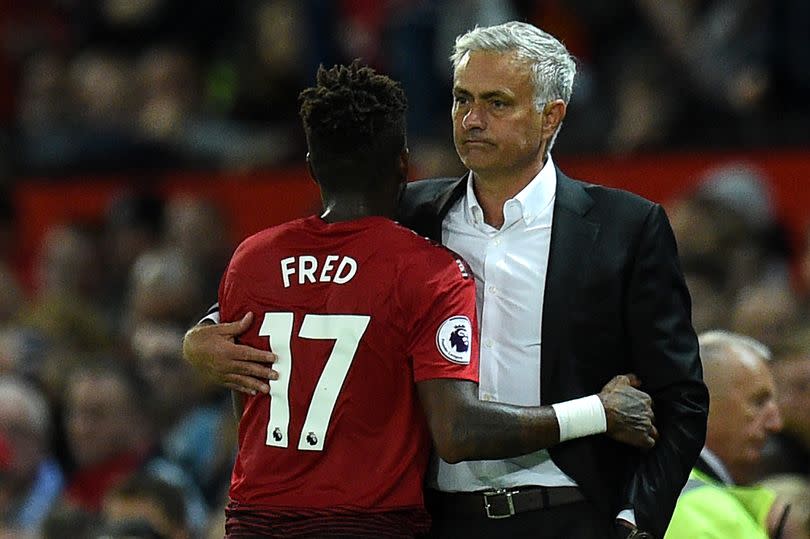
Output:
[551, 394, 607, 442]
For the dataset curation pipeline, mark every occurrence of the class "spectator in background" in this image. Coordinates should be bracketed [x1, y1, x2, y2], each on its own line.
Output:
[101, 472, 191, 539]
[39, 504, 98, 539]
[665, 331, 786, 539]
[125, 248, 204, 330]
[696, 164, 792, 290]
[797, 223, 810, 302]
[0, 266, 23, 327]
[18, 223, 111, 354]
[0, 376, 64, 537]
[61, 362, 153, 512]
[163, 196, 230, 303]
[730, 283, 801, 349]
[759, 327, 810, 478]
[758, 474, 810, 539]
[129, 321, 231, 507]
[61, 360, 210, 532]
[101, 190, 165, 327]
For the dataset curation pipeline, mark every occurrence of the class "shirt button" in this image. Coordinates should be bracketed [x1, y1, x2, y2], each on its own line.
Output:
[484, 339, 493, 348]
[481, 393, 493, 402]
[487, 285, 497, 294]
[493, 238, 501, 246]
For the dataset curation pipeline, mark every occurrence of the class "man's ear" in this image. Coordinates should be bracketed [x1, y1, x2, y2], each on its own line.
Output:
[541, 100, 567, 139]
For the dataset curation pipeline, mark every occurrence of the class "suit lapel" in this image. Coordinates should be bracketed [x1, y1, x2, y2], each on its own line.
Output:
[427, 176, 467, 241]
[540, 170, 599, 403]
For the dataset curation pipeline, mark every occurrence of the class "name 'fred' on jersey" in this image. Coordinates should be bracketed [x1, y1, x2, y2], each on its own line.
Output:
[279, 254, 358, 288]
[217, 215, 479, 521]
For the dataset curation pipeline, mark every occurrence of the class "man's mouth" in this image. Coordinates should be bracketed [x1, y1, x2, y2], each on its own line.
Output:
[463, 139, 493, 146]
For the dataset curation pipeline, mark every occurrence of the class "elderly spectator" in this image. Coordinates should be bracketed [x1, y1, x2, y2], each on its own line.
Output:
[665, 331, 786, 539]
[759, 327, 810, 478]
[0, 376, 64, 536]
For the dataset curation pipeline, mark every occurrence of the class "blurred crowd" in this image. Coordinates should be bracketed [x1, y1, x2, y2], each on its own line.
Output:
[2, 1, 810, 538]
[1, 190, 235, 538]
[0, 0, 809, 179]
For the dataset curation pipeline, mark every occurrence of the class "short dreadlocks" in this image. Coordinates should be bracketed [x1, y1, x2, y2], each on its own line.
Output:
[299, 60, 407, 188]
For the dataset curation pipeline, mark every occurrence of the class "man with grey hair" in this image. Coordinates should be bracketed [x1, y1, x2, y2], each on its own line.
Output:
[0, 375, 64, 536]
[183, 21, 707, 538]
[665, 331, 787, 539]
[694, 331, 781, 485]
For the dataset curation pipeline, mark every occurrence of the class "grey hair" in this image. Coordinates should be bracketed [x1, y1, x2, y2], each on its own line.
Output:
[450, 22, 576, 152]
[0, 376, 51, 439]
[451, 22, 576, 105]
[699, 330, 772, 365]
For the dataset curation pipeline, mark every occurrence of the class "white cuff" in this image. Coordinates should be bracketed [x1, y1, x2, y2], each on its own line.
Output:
[551, 394, 607, 442]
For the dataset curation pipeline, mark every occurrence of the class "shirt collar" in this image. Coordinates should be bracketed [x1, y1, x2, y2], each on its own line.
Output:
[465, 156, 557, 228]
[699, 447, 735, 485]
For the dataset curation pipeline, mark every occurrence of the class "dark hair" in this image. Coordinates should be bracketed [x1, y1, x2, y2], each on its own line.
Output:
[107, 472, 188, 531]
[299, 60, 407, 188]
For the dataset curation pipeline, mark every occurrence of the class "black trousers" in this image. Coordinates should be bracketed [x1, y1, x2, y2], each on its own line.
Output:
[424, 493, 616, 539]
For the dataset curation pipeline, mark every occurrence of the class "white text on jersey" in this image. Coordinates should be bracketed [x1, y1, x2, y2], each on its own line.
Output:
[280, 255, 358, 288]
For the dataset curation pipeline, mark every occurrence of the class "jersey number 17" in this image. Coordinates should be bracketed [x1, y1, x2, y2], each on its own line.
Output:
[259, 312, 371, 452]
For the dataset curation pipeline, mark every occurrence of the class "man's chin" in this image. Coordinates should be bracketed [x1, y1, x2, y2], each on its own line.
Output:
[459, 155, 497, 175]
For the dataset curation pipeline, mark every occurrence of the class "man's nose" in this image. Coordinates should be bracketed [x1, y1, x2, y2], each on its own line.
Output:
[462, 103, 486, 130]
[765, 401, 783, 433]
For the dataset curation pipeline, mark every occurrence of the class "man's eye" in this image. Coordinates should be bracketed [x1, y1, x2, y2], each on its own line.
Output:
[491, 100, 507, 109]
[454, 95, 468, 105]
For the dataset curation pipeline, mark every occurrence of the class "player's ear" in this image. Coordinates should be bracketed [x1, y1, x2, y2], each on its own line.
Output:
[305, 152, 318, 185]
[398, 147, 409, 183]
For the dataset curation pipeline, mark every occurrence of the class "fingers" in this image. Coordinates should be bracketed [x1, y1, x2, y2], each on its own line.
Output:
[219, 312, 255, 336]
[624, 373, 641, 387]
[224, 374, 272, 395]
[234, 343, 277, 365]
[607, 373, 641, 388]
[232, 358, 278, 381]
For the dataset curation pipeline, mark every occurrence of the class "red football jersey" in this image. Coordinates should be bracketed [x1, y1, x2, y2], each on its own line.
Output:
[218, 216, 479, 535]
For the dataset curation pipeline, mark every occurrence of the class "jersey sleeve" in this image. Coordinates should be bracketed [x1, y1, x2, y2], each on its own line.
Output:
[216, 258, 234, 322]
[406, 251, 479, 384]
[217, 240, 247, 323]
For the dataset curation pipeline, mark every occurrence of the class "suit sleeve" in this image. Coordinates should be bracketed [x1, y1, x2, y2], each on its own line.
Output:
[623, 204, 710, 538]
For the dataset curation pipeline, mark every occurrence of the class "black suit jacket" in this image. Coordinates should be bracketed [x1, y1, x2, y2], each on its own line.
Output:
[398, 169, 709, 538]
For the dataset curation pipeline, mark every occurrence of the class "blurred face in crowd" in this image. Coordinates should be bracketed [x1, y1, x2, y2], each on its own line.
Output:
[130, 322, 204, 422]
[771, 356, 810, 449]
[0, 390, 46, 484]
[65, 371, 141, 467]
[705, 346, 782, 483]
[103, 494, 188, 539]
[452, 50, 560, 183]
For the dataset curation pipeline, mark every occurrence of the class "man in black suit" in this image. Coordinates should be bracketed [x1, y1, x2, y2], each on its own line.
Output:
[183, 21, 708, 539]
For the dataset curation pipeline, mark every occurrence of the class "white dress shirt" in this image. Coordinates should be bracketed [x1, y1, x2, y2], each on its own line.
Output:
[433, 156, 578, 491]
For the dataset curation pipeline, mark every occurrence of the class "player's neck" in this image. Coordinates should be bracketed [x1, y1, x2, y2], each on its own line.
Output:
[320, 195, 396, 223]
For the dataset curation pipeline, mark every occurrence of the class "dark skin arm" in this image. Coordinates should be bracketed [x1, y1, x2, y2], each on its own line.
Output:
[417, 374, 658, 464]
[184, 315, 659, 459]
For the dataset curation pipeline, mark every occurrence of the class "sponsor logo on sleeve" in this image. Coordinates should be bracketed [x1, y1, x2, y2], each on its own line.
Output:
[436, 316, 472, 364]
